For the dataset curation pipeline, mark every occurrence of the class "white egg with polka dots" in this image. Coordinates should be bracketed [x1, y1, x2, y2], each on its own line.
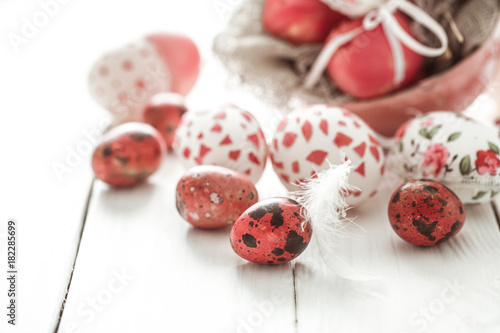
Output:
[88, 33, 200, 122]
[88, 39, 170, 122]
[270, 105, 385, 206]
[173, 105, 269, 184]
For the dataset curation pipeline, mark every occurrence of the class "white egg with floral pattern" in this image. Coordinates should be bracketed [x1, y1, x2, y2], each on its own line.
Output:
[390, 111, 500, 204]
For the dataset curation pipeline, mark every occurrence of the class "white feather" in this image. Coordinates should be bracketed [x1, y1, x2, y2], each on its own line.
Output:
[292, 157, 380, 281]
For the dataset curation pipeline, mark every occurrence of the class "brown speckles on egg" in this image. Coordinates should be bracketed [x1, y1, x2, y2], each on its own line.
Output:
[230, 197, 312, 264]
[242, 234, 257, 248]
[437, 198, 448, 206]
[248, 206, 268, 220]
[270, 214, 284, 230]
[102, 145, 113, 157]
[423, 185, 439, 194]
[391, 190, 401, 204]
[142, 92, 187, 150]
[283, 230, 308, 254]
[92, 123, 164, 187]
[175, 165, 258, 229]
[436, 221, 463, 245]
[412, 219, 438, 241]
[271, 248, 284, 256]
[388, 179, 465, 246]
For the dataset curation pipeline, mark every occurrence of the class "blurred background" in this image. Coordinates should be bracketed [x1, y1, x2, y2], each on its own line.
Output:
[0, 1, 249, 332]
[2, 1, 500, 332]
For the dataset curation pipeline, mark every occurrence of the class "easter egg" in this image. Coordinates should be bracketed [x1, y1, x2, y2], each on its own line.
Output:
[92, 122, 165, 187]
[263, 0, 347, 45]
[388, 179, 465, 246]
[230, 197, 312, 264]
[88, 33, 199, 122]
[270, 105, 385, 206]
[326, 12, 424, 99]
[321, 0, 387, 18]
[142, 92, 187, 150]
[147, 33, 200, 96]
[176, 166, 259, 229]
[390, 111, 500, 204]
[174, 105, 268, 184]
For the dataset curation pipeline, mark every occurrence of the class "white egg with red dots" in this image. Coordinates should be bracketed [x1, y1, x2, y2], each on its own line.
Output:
[88, 33, 200, 122]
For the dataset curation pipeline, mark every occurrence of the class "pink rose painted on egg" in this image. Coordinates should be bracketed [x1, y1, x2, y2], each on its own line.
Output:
[475, 150, 500, 175]
[422, 144, 449, 178]
[392, 112, 500, 204]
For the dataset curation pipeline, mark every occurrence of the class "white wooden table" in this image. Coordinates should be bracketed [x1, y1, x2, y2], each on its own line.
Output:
[1, 1, 500, 332]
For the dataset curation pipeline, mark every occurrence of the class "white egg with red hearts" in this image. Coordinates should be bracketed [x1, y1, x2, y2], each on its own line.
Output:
[174, 104, 268, 184]
[270, 105, 385, 206]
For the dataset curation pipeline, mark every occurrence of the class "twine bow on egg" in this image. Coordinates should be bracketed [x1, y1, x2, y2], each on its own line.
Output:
[304, 0, 449, 89]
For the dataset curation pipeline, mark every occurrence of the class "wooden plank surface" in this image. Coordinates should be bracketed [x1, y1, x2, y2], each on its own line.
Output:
[0, 1, 104, 332]
[295, 182, 500, 333]
[2, 1, 500, 332]
[0, 1, 231, 332]
[58, 156, 297, 333]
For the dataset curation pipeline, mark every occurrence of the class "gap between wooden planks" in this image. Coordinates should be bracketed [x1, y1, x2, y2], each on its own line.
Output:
[54, 57, 500, 332]
[491, 201, 500, 231]
[53, 9, 500, 330]
[294, 182, 500, 333]
[0, 2, 106, 331]
[57, 157, 297, 333]
[57, 156, 500, 333]
[54, 181, 95, 333]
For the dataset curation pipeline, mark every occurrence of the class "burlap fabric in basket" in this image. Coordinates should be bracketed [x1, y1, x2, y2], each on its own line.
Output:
[213, 0, 498, 110]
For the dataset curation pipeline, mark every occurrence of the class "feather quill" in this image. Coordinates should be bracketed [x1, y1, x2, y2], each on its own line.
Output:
[292, 157, 379, 281]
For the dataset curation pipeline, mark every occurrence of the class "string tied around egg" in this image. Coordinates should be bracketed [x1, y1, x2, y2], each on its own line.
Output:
[304, 0, 449, 89]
